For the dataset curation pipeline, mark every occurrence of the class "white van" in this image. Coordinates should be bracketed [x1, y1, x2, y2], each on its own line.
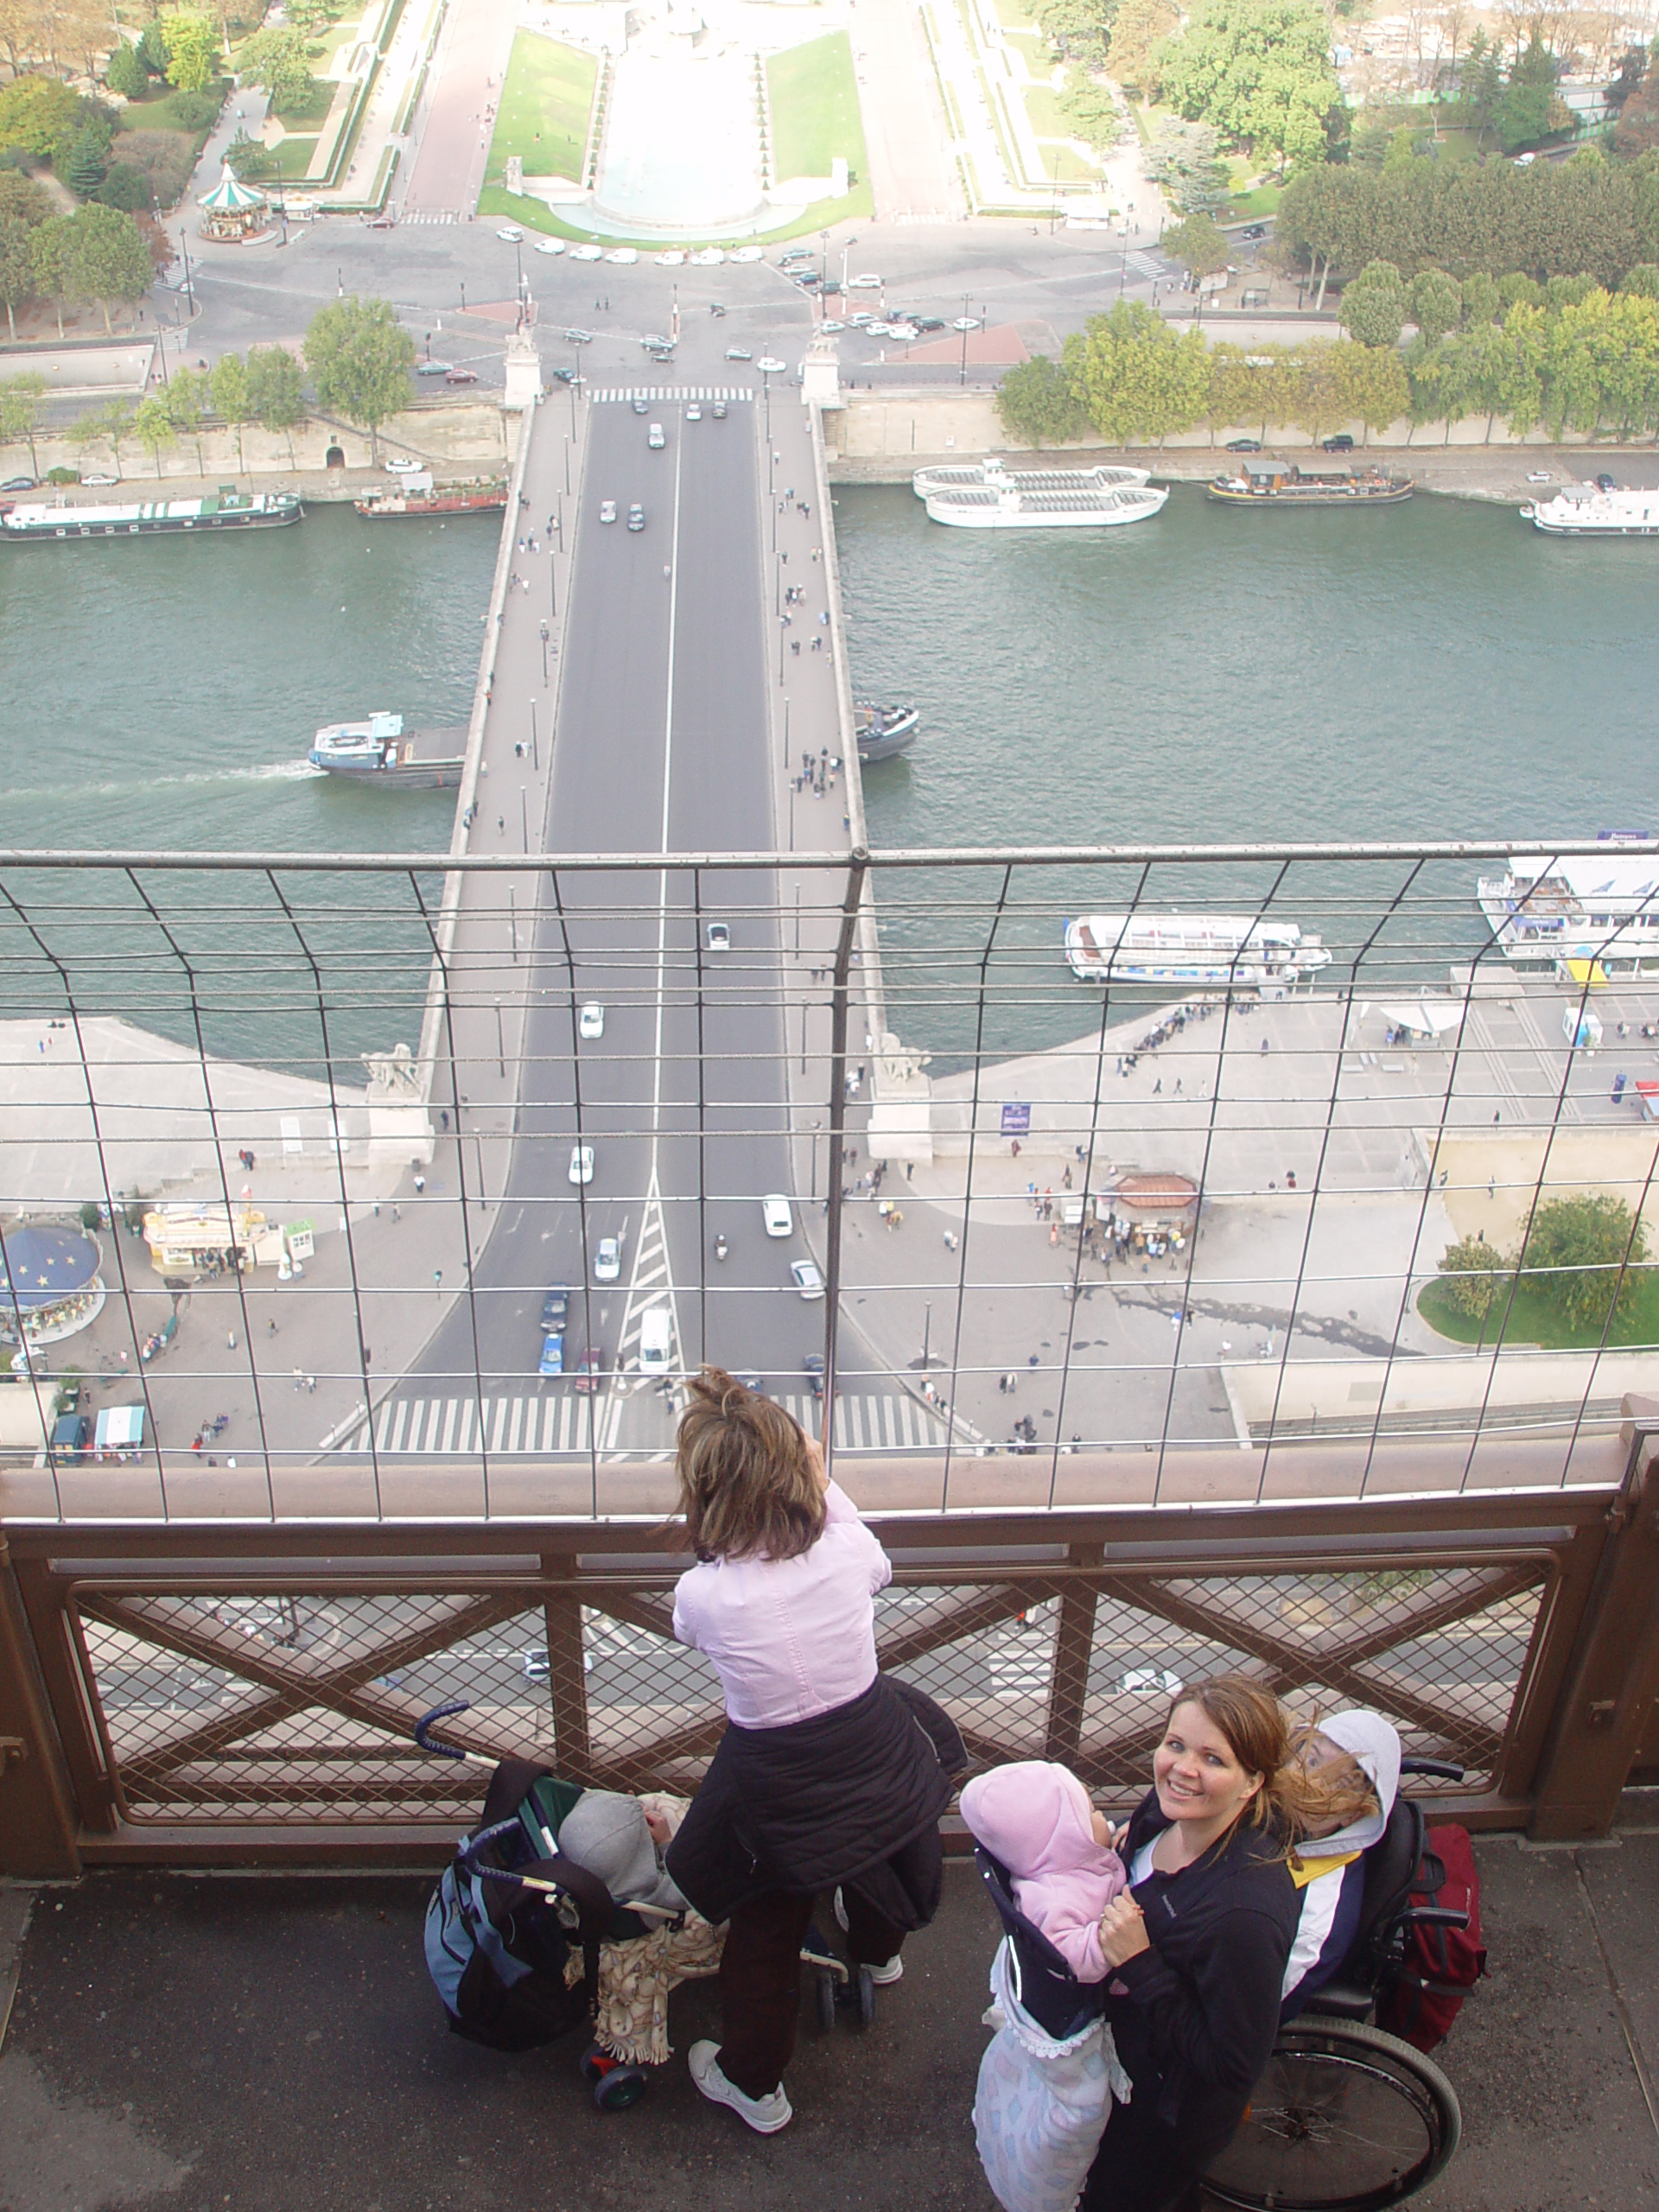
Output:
[638, 1307, 673, 1375]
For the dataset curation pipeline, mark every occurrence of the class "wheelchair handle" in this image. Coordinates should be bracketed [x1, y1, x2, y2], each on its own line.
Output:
[1400, 1904, 1471, 1930]
[1401, 1758, 1465, 1781]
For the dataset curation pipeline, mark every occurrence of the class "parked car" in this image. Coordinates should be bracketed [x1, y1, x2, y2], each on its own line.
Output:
[1322, 432, 1356, 453]
[1243, 223, 1268, 240]
[534, 238, 564, 256]
[848, 273, 883, 289]
[912, 316, 946, 332]
[386, 456, 422, 472]
[570, 243, 604, 261]
[1, 475, 36, 492]
[1226, 437, 1262, 452]
[791, 1258, 826, 1300]
[578, 1002, 605, 1039]
[1595, 472, 1618, 492]
[81, 473, 118, 486]
[49, 1413, 90, 1459]
[497, 226, 524, 243]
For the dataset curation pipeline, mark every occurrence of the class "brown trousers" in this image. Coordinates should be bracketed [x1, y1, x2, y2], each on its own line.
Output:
[715, 1885, 906, 2100]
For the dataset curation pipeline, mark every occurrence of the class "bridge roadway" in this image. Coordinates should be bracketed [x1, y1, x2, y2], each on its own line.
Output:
[402, 386, 817, 1457]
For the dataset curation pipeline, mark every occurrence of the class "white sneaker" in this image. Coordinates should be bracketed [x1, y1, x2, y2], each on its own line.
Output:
[688, 2041, 793, 2133]
[834, 1890, 903, 1985]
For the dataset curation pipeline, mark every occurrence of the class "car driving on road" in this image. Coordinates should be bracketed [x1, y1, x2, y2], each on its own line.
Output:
[791, 1258, 826, 1300]
[627, 503, 645, 531]
[578, 1003, 605, 1039]
[594, 1236, 621, 1282]
[541, 1288, 570, 1331]
[647, 423, 664, 448]
[569, 1144, 594, 1185]
[538, 1332, 564, 1376]
[639, 1309, 672, 1374]
[762, 1194, 793, 1238]
[706, 921, 730, 952]
[600, 499, 618, 524]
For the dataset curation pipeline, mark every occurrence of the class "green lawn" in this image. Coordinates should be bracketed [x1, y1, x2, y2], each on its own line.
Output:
[1046, 144, 1101, 181]
[1024, 85, 1072, 137]
[993, 0, 1035, 22]
[487, 31, 596, 185]
[1006, 29, 1057, 73]
[271, 79, 336, 129]
[1417, 1273, 1659, 1351]
[767, 31, 868, 184]
[1218, 180, 1284, 220]
[268, 137, 320, 179]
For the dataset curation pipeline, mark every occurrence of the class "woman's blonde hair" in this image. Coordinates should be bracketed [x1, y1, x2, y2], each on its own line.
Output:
[675, 1366, 826, 1563]
[1166, 1678, 1379, 1853]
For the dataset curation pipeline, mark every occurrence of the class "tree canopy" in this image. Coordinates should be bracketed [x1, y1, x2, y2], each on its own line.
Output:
[995, 354, 1092, 447]
[1161, 211, 1231, 281]
[1435, 1236, 1509, 1321]
[1338, 258, 1408, 347]
[245, 343, 306, 430]
[0, 75, 81, 164]
[1517, 1193, 1649, 1331]
[238, 28, 316, 116]
[1156, 0, 1341, 170]
[1104, 0, 1178, 98]
[1036, 0, 1116, 66]
[302, 296, 415, 442]
[161, 10, 222, 93]
[1145, 119, 1230, 213]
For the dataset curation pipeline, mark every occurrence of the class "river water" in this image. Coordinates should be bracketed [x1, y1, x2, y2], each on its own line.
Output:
[5, 483, 1655, 1068]
[0, 505, 495, 1069]
[836, 482, 1659, 1060]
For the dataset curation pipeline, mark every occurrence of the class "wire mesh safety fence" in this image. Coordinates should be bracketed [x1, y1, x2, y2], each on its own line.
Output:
[3, 840, 1658, 1523]
[57, 1529, 1559, 1833]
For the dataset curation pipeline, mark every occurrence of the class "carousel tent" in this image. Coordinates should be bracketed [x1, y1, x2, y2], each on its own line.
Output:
[198, 162, 268, 239]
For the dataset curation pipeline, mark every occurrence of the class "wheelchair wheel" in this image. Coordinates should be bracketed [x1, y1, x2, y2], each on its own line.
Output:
[1204, 2019, 1461, 2212]
[593, 2064, 647, 2113]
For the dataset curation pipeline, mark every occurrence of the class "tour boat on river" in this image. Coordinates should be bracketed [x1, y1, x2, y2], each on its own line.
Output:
[923, 471, 1167, 531]
[1065, 913, 1332, 987]
[1520, 486, 1659, 536]
[0, 487, 301, 541]
[1477, 846, 1659, 969]
[1207, 462, 1413, 507]
[912, 456, 1152, 499]
[855, 704, 918, 761]
[308, 712, 467, 789]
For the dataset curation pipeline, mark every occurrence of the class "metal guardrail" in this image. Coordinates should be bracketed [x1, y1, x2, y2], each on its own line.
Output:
[4, 1435, 1658, 1875]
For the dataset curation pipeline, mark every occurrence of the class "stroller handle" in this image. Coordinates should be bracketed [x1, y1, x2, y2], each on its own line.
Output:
[415, 1699, 474, 1760]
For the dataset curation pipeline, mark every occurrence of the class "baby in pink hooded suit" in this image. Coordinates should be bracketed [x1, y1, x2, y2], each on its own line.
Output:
[961, 1760, 1128, 1980]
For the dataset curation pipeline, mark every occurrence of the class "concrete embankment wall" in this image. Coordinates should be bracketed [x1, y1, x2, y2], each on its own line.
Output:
[823, 390, 1628, 488]
[1, 400, 519, 493]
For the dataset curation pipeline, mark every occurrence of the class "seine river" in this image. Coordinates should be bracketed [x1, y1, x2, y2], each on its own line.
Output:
[5, 484, 1655, 1065]
[835, 481, 1659, 1059]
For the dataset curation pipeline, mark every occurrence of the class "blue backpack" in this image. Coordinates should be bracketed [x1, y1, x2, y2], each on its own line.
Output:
[424, 1758, 616, 2052]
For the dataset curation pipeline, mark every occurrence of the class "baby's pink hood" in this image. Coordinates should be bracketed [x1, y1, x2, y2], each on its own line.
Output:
[961, 1760, 1126, 1982]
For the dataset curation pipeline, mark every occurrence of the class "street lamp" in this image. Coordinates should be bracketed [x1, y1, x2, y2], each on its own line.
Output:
[424, 329, 431, 362]
[460, 278, 466, 312]
[494, 997, 505, 1078]
[819, 227, 830, 288]
[529, 697, 539, 769]
[955, 297, 981, 387]
[841, 234, 858, 292]
[519, 784, 529, 854]
[539, 621, 549, 683]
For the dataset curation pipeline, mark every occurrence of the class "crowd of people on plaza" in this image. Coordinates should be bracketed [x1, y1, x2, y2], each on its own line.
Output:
[588, 1367, 1406, 2211]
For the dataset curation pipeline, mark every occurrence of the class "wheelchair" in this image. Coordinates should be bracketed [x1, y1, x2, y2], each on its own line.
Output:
[1204, 1758, 1469, 2211]
[974, 1758, 1470, 2212]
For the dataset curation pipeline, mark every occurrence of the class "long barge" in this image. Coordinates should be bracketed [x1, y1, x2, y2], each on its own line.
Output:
[1207, 462, 1413, 507]
[0, 486, 302, 540]
[354, 475, 508, 519]
[1065, 912, 1332, 988]
[912, 456, 1152, 499]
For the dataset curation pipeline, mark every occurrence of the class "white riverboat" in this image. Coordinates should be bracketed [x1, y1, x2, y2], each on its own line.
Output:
[925, 476, 1167, 531]
[1065, 913, 1332, 987]
[911, 456, 1151, 499]
[1521, 486, 1659, 536]
[1477, 849, 1659, 970]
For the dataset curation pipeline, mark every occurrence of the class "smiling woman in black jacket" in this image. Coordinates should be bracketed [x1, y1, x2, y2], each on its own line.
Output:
[1080, 1678, 1306, 2212]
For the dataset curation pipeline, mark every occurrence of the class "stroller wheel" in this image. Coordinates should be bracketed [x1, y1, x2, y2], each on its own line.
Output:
[594, 2064, 647, 2113]
[816, 1967, 837, 2034]
[855, 1965, 876, 2028]
[578, 2041, 612, 2085]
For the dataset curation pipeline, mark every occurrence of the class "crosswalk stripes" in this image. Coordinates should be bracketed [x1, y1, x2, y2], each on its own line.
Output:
[1124, 251, 1163, 280]
[590, 387, 754, 404]
[394, 209, 461, 225]
[342, 1395, 594, 1454]
[340, 1389, 948, 1454]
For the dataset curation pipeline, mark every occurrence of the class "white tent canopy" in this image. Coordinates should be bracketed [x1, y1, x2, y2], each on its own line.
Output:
[1375, 1001, 1465, 1037]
